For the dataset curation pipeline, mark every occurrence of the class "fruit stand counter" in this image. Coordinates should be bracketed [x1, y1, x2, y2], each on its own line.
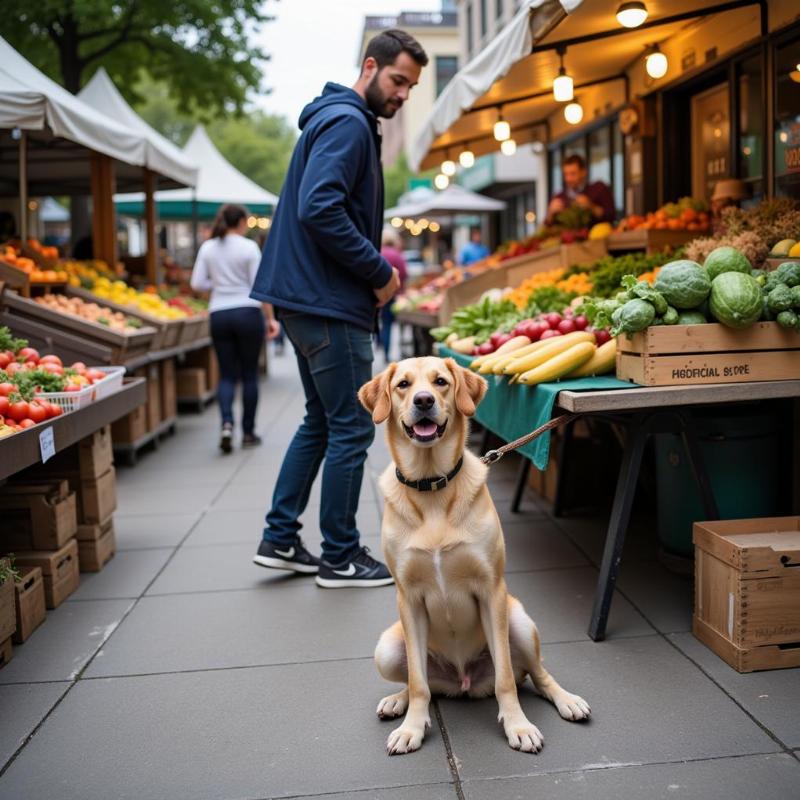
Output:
[0, 377, 146, 483]
[441, 345, 800, 643]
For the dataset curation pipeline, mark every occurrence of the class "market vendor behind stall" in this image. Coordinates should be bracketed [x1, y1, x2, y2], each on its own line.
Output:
[546, 154, 615, 225]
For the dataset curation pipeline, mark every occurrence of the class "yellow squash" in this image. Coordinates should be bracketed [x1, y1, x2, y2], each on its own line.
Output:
[503, 331, 595, 375]
[517, 341, 597, 385]
[566, 338, 617, 378]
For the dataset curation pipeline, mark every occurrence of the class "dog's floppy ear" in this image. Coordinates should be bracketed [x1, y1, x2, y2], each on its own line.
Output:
[445, 358, 487, 417]
[358, 364, 396, 424]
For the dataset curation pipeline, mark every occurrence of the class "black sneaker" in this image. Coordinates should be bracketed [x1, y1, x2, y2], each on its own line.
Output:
[315, 546, 395, 588]
[242, 433, 262, 448]
[219, 425, 233, 454]
[253, 537, 321, 574]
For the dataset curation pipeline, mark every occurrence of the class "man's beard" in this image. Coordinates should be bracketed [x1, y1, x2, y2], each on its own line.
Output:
[365, 74, 400, 119]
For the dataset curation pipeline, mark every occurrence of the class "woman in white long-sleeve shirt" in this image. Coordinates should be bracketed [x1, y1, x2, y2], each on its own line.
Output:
[190, 204, 279, 453]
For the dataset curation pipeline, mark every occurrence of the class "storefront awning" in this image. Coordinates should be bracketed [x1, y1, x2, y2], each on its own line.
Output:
[411, 0, 762, 172]
[78, 69, 199, 190]
[409, 0, 583, 171]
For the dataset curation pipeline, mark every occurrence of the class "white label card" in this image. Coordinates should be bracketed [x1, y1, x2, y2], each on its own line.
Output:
[39, 427, 56, 464]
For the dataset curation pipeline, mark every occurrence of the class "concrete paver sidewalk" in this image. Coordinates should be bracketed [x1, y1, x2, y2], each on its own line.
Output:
[1, 352, 798, 800]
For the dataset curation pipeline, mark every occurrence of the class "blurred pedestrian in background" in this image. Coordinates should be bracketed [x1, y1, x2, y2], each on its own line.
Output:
[378, 227, 407, 362]
[191, 203, 280, 453]
[459, 227, 490, 266]
[250, 29, 428, 587]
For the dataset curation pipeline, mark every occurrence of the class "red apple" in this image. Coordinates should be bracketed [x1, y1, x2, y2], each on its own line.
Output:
[557, 318, 577, 335]
[544, 312, 563, 329]
[593, 329, 612, 345]
[572, 315, 589, 331]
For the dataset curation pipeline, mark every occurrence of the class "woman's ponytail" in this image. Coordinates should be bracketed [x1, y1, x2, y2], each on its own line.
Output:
[210, 204, 249, 239]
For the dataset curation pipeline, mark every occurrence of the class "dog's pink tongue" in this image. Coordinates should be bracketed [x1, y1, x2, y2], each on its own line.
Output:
[413, 421, 438, 437]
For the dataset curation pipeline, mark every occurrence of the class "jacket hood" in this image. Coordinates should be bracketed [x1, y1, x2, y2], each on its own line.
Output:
[298, 83, 374, 130]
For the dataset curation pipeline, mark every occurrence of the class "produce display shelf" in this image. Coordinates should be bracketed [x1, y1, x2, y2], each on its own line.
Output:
[112, 415, 177, 466]
[176, 387, 217, 413]
[606, 229, 701, 254]
[395, 309, 440, 329]
[123, 336, 212, 372]
[0, 377, 146, 482]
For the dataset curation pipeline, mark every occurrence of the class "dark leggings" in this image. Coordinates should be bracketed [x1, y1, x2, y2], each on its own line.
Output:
[210, 307, 265, 434]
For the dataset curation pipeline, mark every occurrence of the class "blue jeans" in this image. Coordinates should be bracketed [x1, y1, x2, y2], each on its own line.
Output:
[210, 307, 265, 435]
[378, 303, 394, 360]
[263, 312, 375, 565]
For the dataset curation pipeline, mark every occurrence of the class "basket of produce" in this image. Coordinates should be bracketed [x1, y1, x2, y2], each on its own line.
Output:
[0, 291, 158, 364]
[90, 366, 126, 400]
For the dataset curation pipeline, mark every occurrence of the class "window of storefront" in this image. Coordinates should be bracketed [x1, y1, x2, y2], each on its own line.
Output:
[435, 56, 458, 98]
[548, 117, 623, 218]
[498, 185, 538, 241]
[774, 32, 800, 199]
[737, 54, 764, 204]
[466, 3, 474, 60]
[496, 0, 503, 21]
[480, 0, 488, 40]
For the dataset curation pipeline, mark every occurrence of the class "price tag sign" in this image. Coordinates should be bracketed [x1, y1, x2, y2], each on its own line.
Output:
[39, 427, 56, 464]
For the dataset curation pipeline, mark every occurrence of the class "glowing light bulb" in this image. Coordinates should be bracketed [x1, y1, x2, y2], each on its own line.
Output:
[429, 221, 441, 233]
[564, 102, 584, 125]
[390, 216, 403, 228]
[434, 173, 450, 190]
[493, 119, 510, 141]
[553, 72, 574, 103]
[616, 2, 648, 28]
[646, 51, 668, 79]
[459, 149, 475, 168]
[501, 138, 517, 156]
[441, 159, 456, 176]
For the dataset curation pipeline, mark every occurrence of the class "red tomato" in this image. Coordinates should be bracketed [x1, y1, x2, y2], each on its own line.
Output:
[593, 329, 612, 345]
[27, 401, 47, 424]
[64, 384, 82, 392]
[0, 382, 15, 397]
[0, 352, 10, 370]
[48, 403, 63, 417]
[557, 319, 577, 335]
[544, 313, 563, 329]
[38, 354, 63, 367]
[19, 418, 36, 429]
[7, 399, 30, 422]
[5, 362, 25, 377]
[572, 315, 589, 331]
[539, 329, 562, 340]
[86, 369, 106, 383]
[40, 363, 64, 376]
[0, 397, 8, 415]
[17, 347, 39, 363]
[70, 361, 87, 374]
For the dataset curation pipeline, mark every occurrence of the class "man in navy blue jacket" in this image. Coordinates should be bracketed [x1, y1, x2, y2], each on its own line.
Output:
[252, 30, 428, 587]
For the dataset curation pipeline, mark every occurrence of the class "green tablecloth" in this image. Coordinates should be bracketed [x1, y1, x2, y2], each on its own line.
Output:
[440, 346, 638, 469]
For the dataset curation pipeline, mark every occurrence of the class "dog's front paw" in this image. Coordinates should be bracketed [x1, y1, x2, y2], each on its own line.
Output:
[386, 719, 428, 755]
[377, 690, 408, 719]
[555, 692, 591, 721]
[503, 716, 543, 753]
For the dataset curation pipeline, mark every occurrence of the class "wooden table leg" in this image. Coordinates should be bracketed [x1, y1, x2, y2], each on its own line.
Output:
[588, 412, 649, 641]
[511, 456, 531, 513]
[552, 419, 575, 518]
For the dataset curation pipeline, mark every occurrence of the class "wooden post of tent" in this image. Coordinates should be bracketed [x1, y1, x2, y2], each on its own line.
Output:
[143, 168, 159, 285]
[90, 153, 117, 266]
[18, 131, 28, 242]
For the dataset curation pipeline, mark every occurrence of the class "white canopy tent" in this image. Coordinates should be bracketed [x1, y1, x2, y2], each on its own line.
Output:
[385, 183, 507, 219]
[78, 68, 198, 189]
[115, 126, 279, 220]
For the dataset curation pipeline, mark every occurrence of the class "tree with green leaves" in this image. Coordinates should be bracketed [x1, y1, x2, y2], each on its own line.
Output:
[0, 0, 274, 113]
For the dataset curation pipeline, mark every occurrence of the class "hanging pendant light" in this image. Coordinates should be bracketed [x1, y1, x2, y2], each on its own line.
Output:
[493, 109, 510, 141]
[501, 138, 517, 156]
[434, 173, 449, 190]
[616, 2, 648, 28]
[645, 44, 668, 79]
[564, 101, 584, 125]
[459, 148, 475, 168]
[441, 155, 457, 176]
[552, 48, 573, 103]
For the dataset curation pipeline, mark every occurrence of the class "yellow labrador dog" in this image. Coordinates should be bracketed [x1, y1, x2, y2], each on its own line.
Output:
[358, 356, 590, 755]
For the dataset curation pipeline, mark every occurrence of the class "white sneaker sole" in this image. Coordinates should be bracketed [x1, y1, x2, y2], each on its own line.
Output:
[253, 555, 319, 574]
[315, 575, 395, 588]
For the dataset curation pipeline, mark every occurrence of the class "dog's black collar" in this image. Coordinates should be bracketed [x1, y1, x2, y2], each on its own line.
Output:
[395, 457, 464, 492]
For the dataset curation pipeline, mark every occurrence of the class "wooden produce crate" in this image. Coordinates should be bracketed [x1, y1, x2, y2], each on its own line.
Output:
[112, 403, 148, 446]
[606, 228, 702, 254]
[13, 566, 46, 644]
[438, 266, 511, 327]
[160, 358, 177, 421]
[184, 345, 219, 391]
[503, 248, 563, 288]
[0, 259, 32, 297]
[177, 313, 208, 345]
[0, 290, 158, 365]
[14, 539, 80, 609]
[693, 517, 800, 672]
[0, 480, 78, 551]
[559, 239, 608, 268]
[77, 516, 116, 572]
[764, 256, 800, 272]
[0, 563, 15, 644]
[616, 322, 800, 386]
[66, 286, 183, 349]
[0, 636, 11, 668]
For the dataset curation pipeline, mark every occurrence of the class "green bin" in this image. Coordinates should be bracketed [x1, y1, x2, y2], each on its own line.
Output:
[655, 408, 781, 557]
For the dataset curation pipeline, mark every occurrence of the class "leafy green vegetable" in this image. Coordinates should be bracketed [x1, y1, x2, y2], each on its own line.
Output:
[623, 275, 668, 315]
[611, 299, 655, 336]
[0, 326, 26, 354]
[436, 296, 521, 343]
[662, 306, 679, 325]
[767, 284, 793, 313]
[776, 309, 798, 329]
